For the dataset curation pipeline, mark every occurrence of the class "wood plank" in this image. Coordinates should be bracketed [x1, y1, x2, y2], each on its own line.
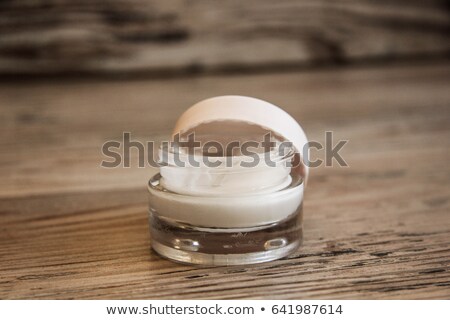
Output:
[0, 62, 449, 197]
[0, 62, 449, 299]
[0, 1, 449, 75]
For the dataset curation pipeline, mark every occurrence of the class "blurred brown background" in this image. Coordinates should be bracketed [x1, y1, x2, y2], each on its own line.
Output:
[1, 0, 449, 76]
[0, 1, 449, 299]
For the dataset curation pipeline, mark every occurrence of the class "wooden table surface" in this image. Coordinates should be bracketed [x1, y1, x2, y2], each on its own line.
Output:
[0, 61, 449, 299]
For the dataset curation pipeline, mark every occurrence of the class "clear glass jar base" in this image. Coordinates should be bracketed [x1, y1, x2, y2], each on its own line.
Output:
[149, 211, 303, 266]
[151, 239, 301, 266]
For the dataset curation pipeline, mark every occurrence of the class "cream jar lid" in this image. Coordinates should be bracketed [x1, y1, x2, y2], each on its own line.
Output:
[172, 95, 309, 183]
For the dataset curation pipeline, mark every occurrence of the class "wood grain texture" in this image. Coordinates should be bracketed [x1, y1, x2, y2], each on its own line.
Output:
[0, 62, 449, 299]
[0, 0, 449, 75]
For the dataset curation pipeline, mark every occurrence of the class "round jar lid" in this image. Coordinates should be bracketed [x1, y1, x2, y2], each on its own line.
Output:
[172, 95, 309, 183]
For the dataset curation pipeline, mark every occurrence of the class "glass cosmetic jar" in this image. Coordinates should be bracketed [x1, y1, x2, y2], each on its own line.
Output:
[147, 96, 308, 266]
[148, 142, 304, 265]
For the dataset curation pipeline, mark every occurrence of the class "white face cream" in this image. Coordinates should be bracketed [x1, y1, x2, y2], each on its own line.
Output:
[159, 139, 293, 197]
[148, 96, 308, 266]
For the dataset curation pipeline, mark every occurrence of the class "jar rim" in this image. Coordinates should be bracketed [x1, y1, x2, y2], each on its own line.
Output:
[157, 142, 296, 171]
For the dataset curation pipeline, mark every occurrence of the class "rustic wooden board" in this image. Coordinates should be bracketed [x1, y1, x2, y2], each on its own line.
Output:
[0, 0, 449, 75]
[0, 62, 449, 299]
